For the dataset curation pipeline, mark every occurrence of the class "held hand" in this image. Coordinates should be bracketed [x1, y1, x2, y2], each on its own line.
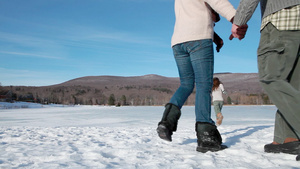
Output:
[213, 32, 223, 52]
[229, 24, 248, 40]
[216, 39, 223, 52]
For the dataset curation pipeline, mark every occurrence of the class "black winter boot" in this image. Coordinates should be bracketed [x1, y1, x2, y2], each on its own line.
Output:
[157, 103, 181, 142]
[195, 122, 227, 153]
[264, 141, 300, 155]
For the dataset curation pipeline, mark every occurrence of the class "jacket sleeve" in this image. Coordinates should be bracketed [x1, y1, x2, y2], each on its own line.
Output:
[220, 84, 227, 94]
[220, 84, 225, 92]
[204, 0, 236, 22]
[233, 0, 260, 26]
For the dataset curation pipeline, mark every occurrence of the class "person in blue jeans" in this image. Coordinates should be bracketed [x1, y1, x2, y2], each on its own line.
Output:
[156, 0, 244, 153]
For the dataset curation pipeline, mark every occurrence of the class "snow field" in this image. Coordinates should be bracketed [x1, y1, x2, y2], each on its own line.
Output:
[0, 103, 299, 168]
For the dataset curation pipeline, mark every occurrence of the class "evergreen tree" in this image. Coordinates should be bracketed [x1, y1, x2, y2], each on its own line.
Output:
[120, 95, 127, 105]
[227, 96, 232, 105]
[261, 94, 270, 105]
[108, 94, 115, 105]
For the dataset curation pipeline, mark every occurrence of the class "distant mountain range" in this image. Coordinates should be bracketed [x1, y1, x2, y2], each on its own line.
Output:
[2, 73, 269, 105]
[54, 73, 263, 94]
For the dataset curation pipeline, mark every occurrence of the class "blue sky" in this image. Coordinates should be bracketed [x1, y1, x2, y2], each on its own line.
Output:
[0, 0, 261, 86]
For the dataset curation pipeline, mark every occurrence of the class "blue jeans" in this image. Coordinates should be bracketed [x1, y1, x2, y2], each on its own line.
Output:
[170, 39, 214, 123]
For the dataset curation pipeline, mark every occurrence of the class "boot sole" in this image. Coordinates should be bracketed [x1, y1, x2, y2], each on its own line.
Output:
[196, 144, 228, 153]
[156, 125, 172, 142]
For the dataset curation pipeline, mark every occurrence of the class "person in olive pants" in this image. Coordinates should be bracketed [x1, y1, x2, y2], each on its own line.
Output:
[231, 0, 300, 160]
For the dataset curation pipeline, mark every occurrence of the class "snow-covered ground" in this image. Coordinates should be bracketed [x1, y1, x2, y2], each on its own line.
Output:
[0, 102, 299, 168]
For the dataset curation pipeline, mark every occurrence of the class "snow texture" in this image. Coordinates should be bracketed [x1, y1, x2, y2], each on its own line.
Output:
[0, 102, 299, 168]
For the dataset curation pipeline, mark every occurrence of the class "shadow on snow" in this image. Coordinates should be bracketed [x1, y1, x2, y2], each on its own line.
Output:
[179, 125, 273, 148]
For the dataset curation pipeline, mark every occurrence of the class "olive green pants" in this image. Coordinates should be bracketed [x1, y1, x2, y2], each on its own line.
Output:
[213, 101, 223, 116]
[257, 23, 300, 144]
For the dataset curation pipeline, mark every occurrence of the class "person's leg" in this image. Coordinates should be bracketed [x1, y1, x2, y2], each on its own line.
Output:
[216, 101, 224, 126]
[219, 101, 223, 111]
[284, 41, 300, 142]
[213, 101, 222, 116]
[157, 43, 194, 141]
[257, 23, 300, 143]
[188, 39, 214, 123]
[273, 49, 300, 143]
[213, 101, 220, 116]
[258, 23, 300, 155]
[213, 101, 224, 126]
[169, 44, 195, 108]
[274, 110, 299, 144]
[214, 101, 224, 114]
[183, 39, 225, 152]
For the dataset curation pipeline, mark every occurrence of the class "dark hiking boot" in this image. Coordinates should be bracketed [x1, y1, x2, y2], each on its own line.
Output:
[264, 141, 300, 155]
[296, 154, 300, 161]
[195, 122, 227, 153]
[157, 103, 181, 142]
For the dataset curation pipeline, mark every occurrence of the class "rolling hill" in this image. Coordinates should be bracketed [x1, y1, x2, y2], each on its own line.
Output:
[2, 73, 269, 105]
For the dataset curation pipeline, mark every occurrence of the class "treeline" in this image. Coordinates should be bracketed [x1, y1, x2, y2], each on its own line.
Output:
[0, 84, 272, 106]
[0, 85, 174, 106]
[224, 93, 271, 105]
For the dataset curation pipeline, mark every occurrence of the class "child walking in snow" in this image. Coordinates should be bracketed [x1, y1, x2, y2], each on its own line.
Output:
[212, 77, 226, 126]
